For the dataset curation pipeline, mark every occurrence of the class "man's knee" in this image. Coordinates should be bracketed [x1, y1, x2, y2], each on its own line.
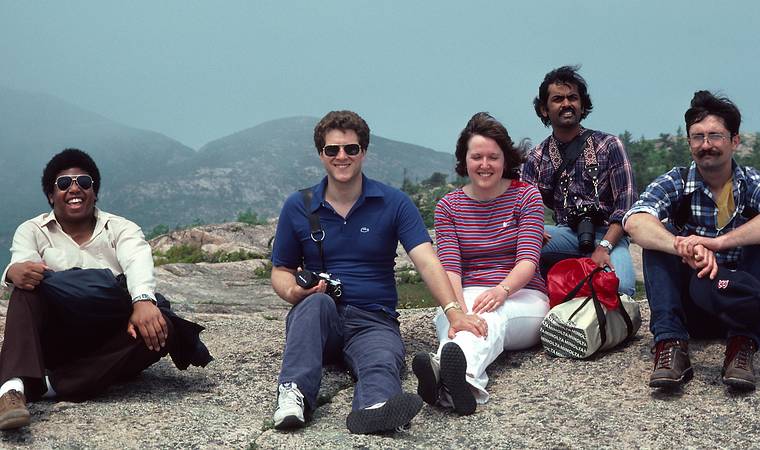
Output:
[286, 293, 338, 330]
[297, 293, 336, 315]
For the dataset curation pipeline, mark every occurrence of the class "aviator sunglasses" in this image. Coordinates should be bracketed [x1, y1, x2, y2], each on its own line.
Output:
[322, 143, 362, 157]
[55, 174, 94, 191]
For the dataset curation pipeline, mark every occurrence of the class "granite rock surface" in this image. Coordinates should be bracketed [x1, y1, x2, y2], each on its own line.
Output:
[0, 228, 750, 448]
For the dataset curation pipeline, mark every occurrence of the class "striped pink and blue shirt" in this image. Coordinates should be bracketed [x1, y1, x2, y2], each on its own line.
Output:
[435, 181, 546, 293]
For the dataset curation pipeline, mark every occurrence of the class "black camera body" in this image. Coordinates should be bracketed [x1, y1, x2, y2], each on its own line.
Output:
[565, 204, 606, 254]
[296, 270, 343, 301]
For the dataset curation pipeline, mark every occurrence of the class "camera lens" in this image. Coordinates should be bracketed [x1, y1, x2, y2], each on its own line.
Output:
[576, 217, 596, 253]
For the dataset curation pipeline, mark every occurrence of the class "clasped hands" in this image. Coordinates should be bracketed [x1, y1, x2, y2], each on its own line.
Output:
[673, 235, 722, 279]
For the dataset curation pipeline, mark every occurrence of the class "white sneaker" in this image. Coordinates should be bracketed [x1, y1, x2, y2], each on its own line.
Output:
[273, 382, 306, 430]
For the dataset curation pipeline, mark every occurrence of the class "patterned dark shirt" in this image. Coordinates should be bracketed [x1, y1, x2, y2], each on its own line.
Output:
[623, 161, 760, 264]
[521, 129, 637, 226]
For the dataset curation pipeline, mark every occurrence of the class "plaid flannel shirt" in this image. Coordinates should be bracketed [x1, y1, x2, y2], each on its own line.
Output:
[521, 129, 637, 226]
[622, 160, 760, 264]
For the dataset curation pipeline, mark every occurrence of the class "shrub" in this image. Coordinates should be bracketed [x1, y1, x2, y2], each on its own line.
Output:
[237, 209, 267, 225]
[154, 245, 263, 266]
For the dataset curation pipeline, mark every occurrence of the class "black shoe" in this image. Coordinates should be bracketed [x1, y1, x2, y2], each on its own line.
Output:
[346, 393, 423, 434]
[412, 352, 440, 405]
[649, 339, 693, 389]
[440, 342, 476, 415]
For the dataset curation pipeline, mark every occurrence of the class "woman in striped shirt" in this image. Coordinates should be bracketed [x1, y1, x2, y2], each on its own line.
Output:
[413, 112, 549, 415]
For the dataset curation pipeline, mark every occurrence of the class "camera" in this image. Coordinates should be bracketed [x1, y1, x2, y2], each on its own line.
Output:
[565, 204, 605, 254]
[295, 270, 343, 301]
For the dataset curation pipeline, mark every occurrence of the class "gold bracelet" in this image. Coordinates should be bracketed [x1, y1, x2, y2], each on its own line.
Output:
[442, 301, 462, 314]
[499, 284, 511, 297]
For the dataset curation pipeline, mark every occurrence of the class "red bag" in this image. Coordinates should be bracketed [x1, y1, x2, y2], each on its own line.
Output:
[547, 258, 620, 310]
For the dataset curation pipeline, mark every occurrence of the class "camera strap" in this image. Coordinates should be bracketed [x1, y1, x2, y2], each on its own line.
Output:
[553, 129, 599, 209]
[299, 188, 326, 272]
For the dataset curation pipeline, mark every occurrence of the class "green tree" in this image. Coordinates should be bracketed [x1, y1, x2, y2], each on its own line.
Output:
[145, 224, 170, 240]
[237, 208, 266, 225]
[421, 172, 448, 188]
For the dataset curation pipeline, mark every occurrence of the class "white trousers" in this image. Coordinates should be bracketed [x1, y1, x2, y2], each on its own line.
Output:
[434, 286, 549, 404]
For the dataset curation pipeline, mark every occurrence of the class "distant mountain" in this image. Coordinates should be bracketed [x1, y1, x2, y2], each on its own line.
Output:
[0, 87, 197, 267]
[121, 116, 455, 228]
[0, 87, 455, 267]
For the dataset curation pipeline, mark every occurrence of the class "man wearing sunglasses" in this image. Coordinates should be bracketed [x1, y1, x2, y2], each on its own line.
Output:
[270, 111, 486, 434]
[624, 91, 760, 391]
[0, 148, 210, 430]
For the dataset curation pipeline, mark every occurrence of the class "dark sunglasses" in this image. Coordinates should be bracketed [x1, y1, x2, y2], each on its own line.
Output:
[322, 143, 362, 157]
[55, 174, 94, 191]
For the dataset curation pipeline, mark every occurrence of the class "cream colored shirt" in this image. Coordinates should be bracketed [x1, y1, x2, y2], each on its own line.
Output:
[1, 208, 155, 300]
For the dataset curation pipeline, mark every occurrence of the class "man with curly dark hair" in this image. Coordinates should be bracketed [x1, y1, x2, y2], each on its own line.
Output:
[624, 91, 760, 391]
[522, 65, 637, 296]
[0, 149, 211, 430]
[270, 110, 486, 434]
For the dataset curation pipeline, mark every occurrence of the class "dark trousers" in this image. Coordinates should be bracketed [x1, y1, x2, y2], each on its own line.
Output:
[278, 294, 405, 412]
[0, 288, 173, 401]
[643, 245, 760, 344]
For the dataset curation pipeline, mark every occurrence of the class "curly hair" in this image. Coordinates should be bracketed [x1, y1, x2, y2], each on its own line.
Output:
[454, 112, 524, 180]
[41, 148, 101, 206]
[685, 90, 741, 136]
[313, 110, 370, 153]
[533, 65, 593, 127]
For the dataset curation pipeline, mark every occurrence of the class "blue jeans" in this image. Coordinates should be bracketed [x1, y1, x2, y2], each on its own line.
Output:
[643, 246, 760, 345]
[541, 224, 636, 296]
[278, 294, 405, 412]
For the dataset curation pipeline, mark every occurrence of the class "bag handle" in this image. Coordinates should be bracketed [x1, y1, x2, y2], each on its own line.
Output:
[587, 274, 608, 347]
[616, 294, 635, 338]
[566, 268, 608, 348]
[559, 265, 606, 305]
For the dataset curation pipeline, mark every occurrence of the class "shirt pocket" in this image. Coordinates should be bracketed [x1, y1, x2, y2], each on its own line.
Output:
[41, 248, 76, 271]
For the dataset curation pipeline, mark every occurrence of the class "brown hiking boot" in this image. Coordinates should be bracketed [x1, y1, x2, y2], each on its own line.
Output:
[649, 339, 693, 389]
[0, 390, 31, 430]
[722, 336, 757, 390]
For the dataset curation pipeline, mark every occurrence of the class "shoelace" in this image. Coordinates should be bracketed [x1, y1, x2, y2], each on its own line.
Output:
[2, 391, 25, 408]
[279, 387, 304, 409]
[730, 339, 756, 371]
[654, 342, 680, 369]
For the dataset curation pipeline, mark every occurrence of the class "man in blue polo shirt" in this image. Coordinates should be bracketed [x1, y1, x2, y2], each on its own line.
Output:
[270, 110, 486, 434]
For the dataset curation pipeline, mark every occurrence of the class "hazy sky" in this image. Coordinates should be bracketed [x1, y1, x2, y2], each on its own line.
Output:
[2, 0, 759, 153]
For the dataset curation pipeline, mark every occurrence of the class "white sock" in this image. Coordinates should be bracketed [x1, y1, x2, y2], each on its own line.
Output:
[0, 377, 24, 397]
[365, 401, 386, 410]
[42, 376, 56, 399]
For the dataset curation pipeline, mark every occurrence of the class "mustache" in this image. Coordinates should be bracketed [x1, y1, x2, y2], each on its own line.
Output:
[560, 107, 576, 115]
[697, 149, 721, 157]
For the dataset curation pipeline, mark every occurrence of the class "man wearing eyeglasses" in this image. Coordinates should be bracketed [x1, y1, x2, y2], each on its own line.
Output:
[624, 91, 760, 391]
[270, 110, 485, 434]
[0, 148, 210, 430]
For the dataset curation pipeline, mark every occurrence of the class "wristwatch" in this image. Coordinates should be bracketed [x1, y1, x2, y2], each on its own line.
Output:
[132, 293, 157, 305]
[598, 239, 614, 253]
[442, 301, 462, 314]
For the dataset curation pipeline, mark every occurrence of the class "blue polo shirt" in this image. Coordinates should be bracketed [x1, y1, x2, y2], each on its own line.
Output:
[271, 174, 432, 315]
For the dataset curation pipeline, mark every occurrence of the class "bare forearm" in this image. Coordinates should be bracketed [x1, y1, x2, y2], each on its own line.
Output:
[624, 213, 677, 254]
[445, 272, 465, 303]
[271, 266, 300, 305]
[407, 243, 457, 308]
[602, 222, 626, 247]
[499, 260, 538, 294]
[718, 214, 760, 250]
